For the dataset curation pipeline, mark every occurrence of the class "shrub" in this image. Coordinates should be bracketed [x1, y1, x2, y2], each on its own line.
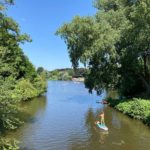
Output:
[0, 77, 22, 130]
[108, 98, 150, 125]
[0, 138, 19, 150]
[15, 79, 38, 101]
[33, 75, 47, 95]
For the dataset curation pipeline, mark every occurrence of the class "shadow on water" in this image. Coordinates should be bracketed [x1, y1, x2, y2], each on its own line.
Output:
[19, 95, 47, 123]
[68, 106, 150, 150]
[0, 95, 47, 136]
[5, 95, 47, 143]
[4, 81, 150, 150]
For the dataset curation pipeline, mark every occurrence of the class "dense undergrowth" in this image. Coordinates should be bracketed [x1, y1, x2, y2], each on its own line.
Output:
[0, 1, 47, 149]
[108, 98, 150, 126]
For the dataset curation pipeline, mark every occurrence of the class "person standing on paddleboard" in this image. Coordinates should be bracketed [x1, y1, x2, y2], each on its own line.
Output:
[95, 111, 105, 125]
[95, 111, 108, 131]
[99, 111, 105, 125]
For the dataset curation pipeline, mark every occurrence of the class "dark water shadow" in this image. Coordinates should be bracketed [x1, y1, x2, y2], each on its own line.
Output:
[18, 95, 47, 123]
[3, 95, 47, 142]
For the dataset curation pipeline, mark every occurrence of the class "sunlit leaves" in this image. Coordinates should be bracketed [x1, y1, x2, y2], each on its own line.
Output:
[56, 16, 95, 68]
[57, 0, 150, 96]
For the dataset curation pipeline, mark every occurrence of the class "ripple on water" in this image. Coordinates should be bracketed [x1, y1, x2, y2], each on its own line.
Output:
[5, 81, 150, 150]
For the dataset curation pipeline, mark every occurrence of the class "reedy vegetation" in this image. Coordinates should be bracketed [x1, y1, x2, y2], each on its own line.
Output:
[0, 0, 47, 149]
[56, 0, 150, 97]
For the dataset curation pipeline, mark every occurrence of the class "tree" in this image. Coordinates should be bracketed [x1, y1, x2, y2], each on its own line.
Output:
[0, 0, 47, 148]
[37, 67, 44, 74]
[57, 0, 150, 96]
[56, 16, 95, 68]
[0, 0, 47, 138]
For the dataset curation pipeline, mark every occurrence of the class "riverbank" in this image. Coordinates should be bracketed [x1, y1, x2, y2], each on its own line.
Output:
[0, 77, 47, 150]
[4, 81, 150, 150]
[107, 98, 150, 126]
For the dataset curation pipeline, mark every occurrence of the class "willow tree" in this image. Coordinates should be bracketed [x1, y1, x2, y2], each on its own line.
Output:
[56, 16, 96, 68]
[57, 0, 150, 96]
[57, 1, 125, 94]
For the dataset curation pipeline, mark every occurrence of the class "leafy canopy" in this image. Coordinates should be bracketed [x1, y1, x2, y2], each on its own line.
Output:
[57, 0, 150, 96]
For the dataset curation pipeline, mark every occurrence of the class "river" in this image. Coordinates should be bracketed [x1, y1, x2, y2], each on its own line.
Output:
[6, 81, 150, 150]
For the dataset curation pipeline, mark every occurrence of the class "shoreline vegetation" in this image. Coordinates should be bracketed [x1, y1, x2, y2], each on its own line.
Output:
[1, 0, 150, 149]
[107, 98, 150, 126]
[48, 68, 86, 82]
[0, 1, 47, 149]
[57, 0, 150, 129]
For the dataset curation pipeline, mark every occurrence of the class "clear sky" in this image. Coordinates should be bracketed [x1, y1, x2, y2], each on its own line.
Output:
[7, 0, 97, 71]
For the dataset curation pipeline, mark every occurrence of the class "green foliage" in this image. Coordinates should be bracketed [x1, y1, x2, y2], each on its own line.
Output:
[56, 16, 95, 68]
[57, 72, 69, 80]
[37, 67, 44, 74]
[0, 138, 19, 150]
[33, 75, 47, 95]
[0, 5, 47, 102]
[48, 68, 86, 81]
[14, 79, 38, 101]
[37, 67, 49, 79]
[0, 77, 23, 130]
[49, 70, 72, 81]
[108, 98, 150, 125]
[0, 13, 33, 80]
[0, 2, 47, 148]
[57, 0, 150, 97]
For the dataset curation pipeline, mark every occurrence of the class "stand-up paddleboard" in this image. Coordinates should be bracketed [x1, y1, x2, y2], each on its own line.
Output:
[96, 123, 108, 131]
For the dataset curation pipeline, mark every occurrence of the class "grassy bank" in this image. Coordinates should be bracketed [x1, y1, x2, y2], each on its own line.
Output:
[107, 98, 150, 126]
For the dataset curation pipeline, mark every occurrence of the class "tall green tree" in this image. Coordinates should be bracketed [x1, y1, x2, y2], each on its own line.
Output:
[56, 16, 96, 68]
[0, 1, 47, 149]
[57, 0, 150, 96]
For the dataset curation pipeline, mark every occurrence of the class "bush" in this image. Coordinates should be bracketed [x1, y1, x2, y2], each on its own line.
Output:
[33, 75, 47, 95]
[0, 138, 19, 150]
[108, 98, 150, 126]
[15, 79, 38, 101]
[0, 77, 22, 130]
[48, 69, 73, 81]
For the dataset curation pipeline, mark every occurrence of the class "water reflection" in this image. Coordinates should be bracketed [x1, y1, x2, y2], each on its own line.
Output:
[111, 111, 121, 129]
[85, 108, 109, 145]
[5, 81, 150, 150]
[68, 108, 109, 150]
[19, 95, 47, 123]
[106, 90, 119, 99]
[6, 95, 47, 149]
[69, 106, 150, 150]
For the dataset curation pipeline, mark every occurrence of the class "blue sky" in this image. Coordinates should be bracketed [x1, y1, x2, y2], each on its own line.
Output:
[7, 0, 97, 71]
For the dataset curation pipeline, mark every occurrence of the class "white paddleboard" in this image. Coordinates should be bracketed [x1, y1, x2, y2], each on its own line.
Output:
[97, 123, 108, 131]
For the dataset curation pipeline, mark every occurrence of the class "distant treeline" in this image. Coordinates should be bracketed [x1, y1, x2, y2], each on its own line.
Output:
[47, 68, 86, 81]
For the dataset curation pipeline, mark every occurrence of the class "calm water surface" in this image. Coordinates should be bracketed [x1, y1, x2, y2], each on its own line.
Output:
[6, 81, 150, 150]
